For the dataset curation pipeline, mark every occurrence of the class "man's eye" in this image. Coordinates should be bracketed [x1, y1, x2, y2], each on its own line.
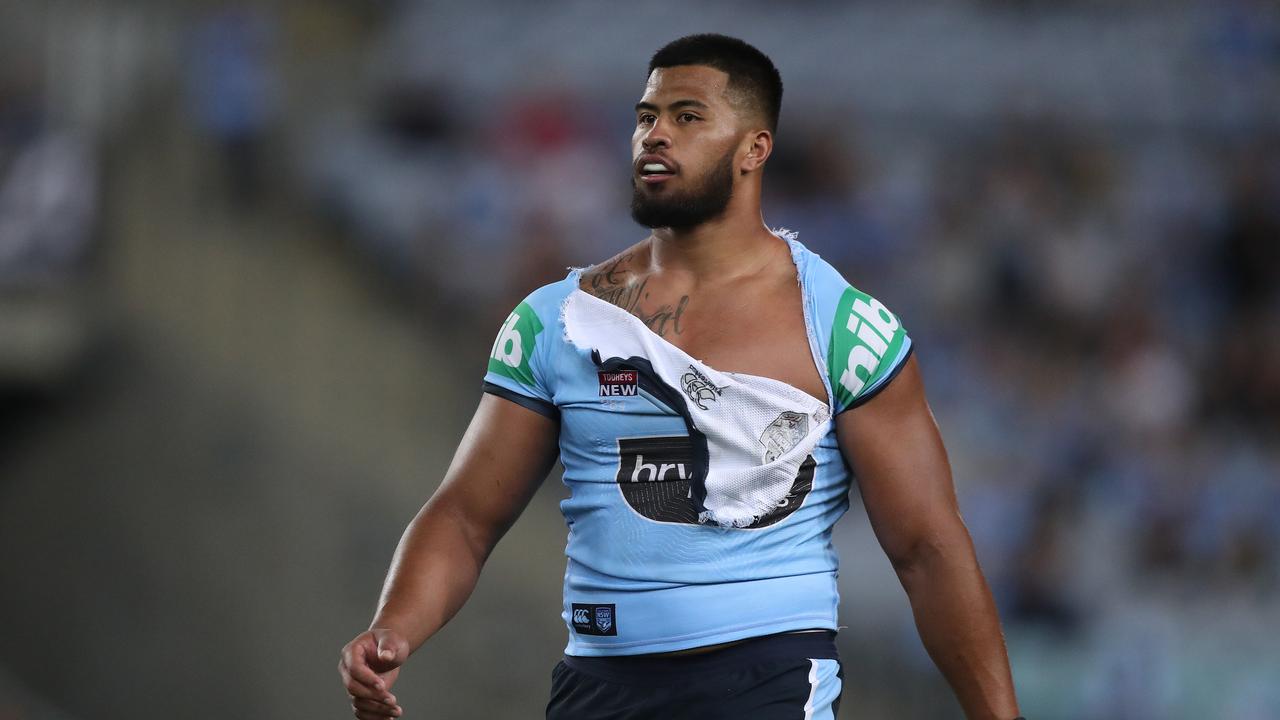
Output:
[679, 113, 698, 122]
[638, 114, 656, 125]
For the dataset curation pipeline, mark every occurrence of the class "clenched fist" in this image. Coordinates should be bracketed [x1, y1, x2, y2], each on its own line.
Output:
[339, 628, 410, 719]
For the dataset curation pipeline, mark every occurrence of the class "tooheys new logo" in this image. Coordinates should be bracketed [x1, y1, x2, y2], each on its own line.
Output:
[599, 370, 638, 396]
[615, 436, 814, 528]
[828, 287, 906, 408]
[488, 301, 544, 389]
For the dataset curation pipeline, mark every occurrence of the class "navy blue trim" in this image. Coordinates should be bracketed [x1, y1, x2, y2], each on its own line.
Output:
[838, 343, 915, 414]
[591, 351, 712, 516]
[562, 631, 838, 683]
[482, 381, 559, 419]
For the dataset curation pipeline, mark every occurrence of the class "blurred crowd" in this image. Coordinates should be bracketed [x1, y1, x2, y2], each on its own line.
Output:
[3, 1, 1277, 718]
[0, 58, 99, 394]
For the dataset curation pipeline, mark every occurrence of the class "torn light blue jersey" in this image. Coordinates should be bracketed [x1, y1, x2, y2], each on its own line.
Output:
[482, 233, 913, 656]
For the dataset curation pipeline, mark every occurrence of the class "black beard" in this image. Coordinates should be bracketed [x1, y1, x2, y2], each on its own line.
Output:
[630, 149, 735, 229]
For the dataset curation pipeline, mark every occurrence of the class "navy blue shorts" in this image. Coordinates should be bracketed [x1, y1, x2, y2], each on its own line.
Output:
[546, 631, 844, 720]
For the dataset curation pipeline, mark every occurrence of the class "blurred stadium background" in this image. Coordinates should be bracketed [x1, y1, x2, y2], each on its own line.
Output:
[0, 1, 1277, 718]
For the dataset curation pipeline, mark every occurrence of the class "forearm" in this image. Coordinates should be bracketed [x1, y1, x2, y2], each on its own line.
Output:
[369, 499, 494, 653]
[895, 530, 1019, 720]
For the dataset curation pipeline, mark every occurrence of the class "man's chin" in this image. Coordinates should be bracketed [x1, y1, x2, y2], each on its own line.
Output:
[631, 209, 712, 230]
[631, 196, 675, 228]
[630, 214, 666, 229]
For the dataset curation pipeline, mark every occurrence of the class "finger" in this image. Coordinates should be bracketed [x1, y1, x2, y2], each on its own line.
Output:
[370, 628, 410, 668]
[354, 707, 399, 720]
[343, 650, 389, 692]
[353, 697, 402, 717]
[353, 696, 401, 711]
[344, 675, 396, 703]
[340, 661, 393, 703]
[339, 662, 382, 697]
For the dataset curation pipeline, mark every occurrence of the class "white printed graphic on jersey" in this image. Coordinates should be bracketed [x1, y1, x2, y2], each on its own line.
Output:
[564, 290, 829, 529]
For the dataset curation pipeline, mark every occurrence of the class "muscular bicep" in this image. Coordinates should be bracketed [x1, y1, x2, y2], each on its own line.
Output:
[426, 393, 560, 556]
[836, 356, 963, 568]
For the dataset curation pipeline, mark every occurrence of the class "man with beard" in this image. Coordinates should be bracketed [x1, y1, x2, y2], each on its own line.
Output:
[340, 34, 1022, 720]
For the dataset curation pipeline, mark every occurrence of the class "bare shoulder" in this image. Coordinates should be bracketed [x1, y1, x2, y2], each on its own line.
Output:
[578, 239, 651, 300]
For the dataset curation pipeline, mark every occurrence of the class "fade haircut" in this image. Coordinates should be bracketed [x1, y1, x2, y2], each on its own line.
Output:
[648, 34, 783, 133]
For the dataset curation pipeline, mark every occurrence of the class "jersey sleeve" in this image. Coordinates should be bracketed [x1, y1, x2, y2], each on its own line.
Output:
[825, 284, 913, 413]
[801, 249, 913, 414]
[482, 292, 559, 419]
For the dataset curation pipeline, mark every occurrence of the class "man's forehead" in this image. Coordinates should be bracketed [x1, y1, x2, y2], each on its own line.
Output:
[640, 65, 732, 105]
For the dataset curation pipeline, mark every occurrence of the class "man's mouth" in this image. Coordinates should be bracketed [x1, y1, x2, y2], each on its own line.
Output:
[637, 157, 676, 183]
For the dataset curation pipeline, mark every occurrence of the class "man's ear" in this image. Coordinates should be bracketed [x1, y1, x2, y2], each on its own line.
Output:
[740, 129, 773, 174]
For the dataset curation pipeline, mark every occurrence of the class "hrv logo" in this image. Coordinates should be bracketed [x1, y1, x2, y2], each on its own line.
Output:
[615, 436, 814, 528]
[628, 453, 688, 482]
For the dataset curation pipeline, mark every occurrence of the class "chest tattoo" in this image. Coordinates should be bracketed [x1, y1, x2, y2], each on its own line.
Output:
[586, 254, 689, 338]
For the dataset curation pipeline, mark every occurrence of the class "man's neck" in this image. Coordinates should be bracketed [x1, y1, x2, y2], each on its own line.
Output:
[648, 211, 781, 285]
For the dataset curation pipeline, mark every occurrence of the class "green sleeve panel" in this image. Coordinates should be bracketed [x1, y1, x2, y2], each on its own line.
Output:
[486, 300, 547, 392]
[826, 285, 911, 412]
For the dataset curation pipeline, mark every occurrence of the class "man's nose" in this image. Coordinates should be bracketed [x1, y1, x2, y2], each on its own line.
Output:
[641, 121, 671, 151]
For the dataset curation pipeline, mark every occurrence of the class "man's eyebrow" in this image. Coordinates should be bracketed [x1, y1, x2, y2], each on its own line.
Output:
[634, 99, 711, 113]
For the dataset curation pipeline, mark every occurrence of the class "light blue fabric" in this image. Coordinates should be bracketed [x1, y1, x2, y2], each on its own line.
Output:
[805, 658, 844, 720]
[482, 235, 913, 656]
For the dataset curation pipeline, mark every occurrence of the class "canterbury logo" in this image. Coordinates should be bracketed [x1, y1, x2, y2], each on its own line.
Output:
[680, 365, 723, 410]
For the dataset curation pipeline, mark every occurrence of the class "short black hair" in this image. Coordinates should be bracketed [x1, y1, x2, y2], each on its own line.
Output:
[648, 34, 783, 133]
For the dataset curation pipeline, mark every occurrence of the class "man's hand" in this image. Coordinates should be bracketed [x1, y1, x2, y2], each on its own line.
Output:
[339, 628, 410, 719]
[337, 394, 560, 718]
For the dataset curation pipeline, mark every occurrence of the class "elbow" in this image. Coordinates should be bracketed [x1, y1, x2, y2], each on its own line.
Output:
[886, 535, 943, 578]
[885, 519, 975, 584]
